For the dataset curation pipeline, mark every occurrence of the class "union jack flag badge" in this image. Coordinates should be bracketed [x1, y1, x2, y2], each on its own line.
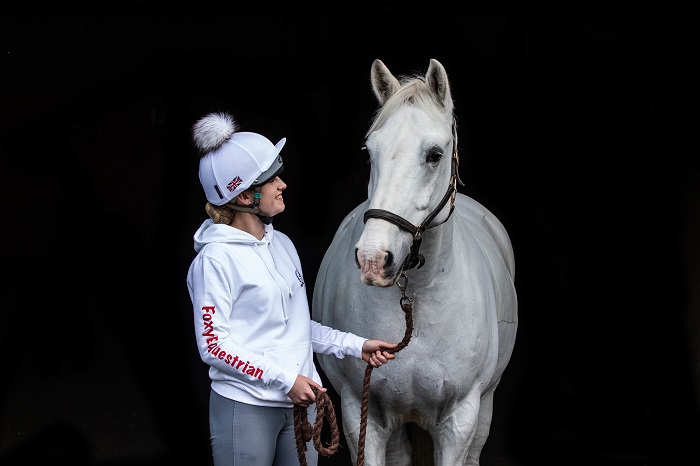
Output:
[227, 176, 243, 192]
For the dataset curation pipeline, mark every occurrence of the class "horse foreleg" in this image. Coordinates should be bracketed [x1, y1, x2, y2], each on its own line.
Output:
[429, 389, 482, 466]
[338, 389, 362, 464]
[385, 425, 412, 465]
[338, 392, 386, 466]
[465, 381, 499, 466]
[339, 389, 398, 466]
[342, 416, 396, 466]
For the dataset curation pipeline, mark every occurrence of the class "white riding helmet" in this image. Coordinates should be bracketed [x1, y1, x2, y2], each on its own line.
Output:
[194, 112, 285, 206]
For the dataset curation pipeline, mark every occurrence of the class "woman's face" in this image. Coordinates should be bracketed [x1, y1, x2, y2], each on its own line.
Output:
[257, 176, 286, 217]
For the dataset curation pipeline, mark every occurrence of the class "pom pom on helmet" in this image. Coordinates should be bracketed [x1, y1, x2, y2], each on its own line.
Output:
[192, 112, 238, 156]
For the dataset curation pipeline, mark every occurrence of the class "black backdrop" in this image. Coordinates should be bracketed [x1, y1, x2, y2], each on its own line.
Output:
[1, 2, 699, 465]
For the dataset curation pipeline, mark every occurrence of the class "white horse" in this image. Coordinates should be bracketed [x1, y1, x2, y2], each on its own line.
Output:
[312, 59, 518, 466]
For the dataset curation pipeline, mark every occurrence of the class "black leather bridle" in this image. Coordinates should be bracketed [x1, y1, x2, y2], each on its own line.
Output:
[362, 121, 463, 272]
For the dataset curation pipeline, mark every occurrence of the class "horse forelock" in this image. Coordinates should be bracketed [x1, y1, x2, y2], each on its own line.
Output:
[365, 77, 452, 139]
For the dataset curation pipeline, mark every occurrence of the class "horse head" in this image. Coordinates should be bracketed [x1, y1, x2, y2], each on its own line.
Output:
[355, 58, 460, 286]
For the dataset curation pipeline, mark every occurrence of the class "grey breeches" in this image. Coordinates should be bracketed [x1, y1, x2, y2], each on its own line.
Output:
[209, 389, 318, 466]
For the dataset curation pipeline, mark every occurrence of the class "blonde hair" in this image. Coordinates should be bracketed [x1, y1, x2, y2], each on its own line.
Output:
[205, 202, 236, 224]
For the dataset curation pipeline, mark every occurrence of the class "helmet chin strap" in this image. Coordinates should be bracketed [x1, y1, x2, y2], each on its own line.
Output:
[222, 187, 274, 224]
[257, 214, 274, 225]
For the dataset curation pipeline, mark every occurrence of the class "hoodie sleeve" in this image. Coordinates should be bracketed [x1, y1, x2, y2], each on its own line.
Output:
[188, 252, 298, 395]
[309, 320, 366, 359]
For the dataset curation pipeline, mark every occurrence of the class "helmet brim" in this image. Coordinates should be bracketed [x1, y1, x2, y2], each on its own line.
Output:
[250, 138, 285, 188]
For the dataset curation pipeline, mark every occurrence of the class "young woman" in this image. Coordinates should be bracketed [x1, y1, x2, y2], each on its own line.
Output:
[186, 112, 397, 466]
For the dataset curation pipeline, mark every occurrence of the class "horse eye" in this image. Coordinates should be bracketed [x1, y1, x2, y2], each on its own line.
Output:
[427, 150, 443, 164]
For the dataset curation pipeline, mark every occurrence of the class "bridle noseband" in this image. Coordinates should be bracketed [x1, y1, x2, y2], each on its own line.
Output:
[362, 125, 463, 272]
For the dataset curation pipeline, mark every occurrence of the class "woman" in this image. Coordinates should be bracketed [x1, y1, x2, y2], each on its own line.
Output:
[186, 112, 397, 466]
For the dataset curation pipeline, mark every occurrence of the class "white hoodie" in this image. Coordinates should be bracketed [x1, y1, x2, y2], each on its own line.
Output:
[187, 219, 366, 407]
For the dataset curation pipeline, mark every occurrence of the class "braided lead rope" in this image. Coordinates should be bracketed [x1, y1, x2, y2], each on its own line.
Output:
[293, 386, 340, 465]
[356, 271, 415, 466]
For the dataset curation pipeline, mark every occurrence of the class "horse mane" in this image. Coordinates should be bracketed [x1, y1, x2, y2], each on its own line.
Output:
[365, 74, 454, 139]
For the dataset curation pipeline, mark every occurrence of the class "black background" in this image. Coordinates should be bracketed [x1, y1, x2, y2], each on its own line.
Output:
[1, 1, 699, 465]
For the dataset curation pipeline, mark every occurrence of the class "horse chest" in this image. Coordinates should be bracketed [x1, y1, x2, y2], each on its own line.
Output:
[370, 356, 481, 420]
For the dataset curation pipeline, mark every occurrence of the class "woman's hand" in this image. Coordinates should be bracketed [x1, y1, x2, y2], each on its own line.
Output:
[287, 374, 326, 407]
[362, 339, 398, 367]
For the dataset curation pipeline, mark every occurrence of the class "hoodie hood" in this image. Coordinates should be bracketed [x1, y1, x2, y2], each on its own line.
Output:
[193, 219, 272, 253]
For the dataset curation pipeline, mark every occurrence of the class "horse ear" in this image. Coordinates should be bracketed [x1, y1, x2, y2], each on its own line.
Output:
[426, 59, 453, 112]
[371, 59, 401, 105]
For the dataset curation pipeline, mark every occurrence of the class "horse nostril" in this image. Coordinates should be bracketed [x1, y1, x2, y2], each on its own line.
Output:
[354, 248, 360, 268]
[385, 251, 394, 268]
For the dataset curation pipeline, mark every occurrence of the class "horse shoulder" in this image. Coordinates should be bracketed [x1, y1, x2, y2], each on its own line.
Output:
[453, 193, 518, 325]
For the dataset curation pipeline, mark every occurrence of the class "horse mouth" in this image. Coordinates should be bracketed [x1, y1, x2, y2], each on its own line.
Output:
[355, 247, 400, 287]
[360, 275, 396, 287]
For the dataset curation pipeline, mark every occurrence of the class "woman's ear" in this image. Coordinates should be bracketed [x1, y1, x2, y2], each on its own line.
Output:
[236, 190, 252, 206]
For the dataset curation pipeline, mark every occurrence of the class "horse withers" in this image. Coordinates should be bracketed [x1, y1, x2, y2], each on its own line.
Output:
[312, 58, 518, 466]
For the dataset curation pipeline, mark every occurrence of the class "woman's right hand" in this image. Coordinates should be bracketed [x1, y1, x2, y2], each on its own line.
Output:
[287, 374, 326, 407]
